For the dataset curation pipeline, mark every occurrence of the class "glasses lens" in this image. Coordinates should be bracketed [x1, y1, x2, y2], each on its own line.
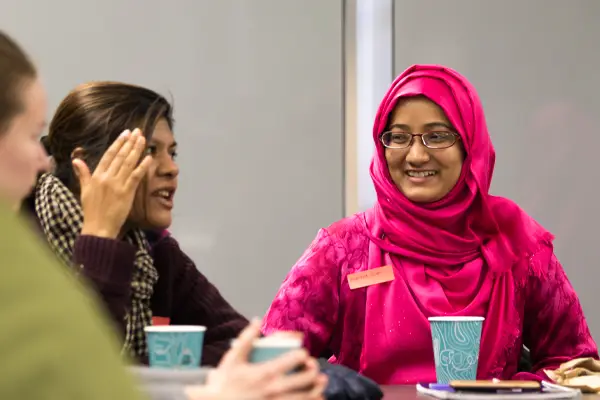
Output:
[423, 132, 456, 149]
[382, 132, 412, 148]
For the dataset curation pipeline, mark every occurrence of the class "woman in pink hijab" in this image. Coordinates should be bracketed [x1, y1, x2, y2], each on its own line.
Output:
[262, 64, 598, 384]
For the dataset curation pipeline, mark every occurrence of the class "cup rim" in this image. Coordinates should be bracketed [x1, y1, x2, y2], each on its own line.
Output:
[428, 316, 485, 322]
[254, 337, 302, 348]
[230, 337, 303, 348]
[144, 325, 207, 333]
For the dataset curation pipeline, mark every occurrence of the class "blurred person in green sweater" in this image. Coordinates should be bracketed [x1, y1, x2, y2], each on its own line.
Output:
[0, 28, 147, 400]
[0, 206, 149, 399]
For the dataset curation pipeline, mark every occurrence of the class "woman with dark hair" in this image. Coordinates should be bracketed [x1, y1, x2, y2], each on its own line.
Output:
[26, 81, 246, 364]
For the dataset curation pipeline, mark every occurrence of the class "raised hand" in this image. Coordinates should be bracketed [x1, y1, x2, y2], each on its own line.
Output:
[74, 129, 152, 239]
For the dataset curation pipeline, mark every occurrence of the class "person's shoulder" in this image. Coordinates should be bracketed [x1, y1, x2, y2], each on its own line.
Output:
[488, 195, 554, 274]
[322, 211, 369, 243]
[489, 196, 552, 247]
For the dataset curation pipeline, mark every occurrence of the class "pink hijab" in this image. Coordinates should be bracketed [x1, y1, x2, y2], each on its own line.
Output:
[361, 64, 552, 382]
[369, 64, 522, 271]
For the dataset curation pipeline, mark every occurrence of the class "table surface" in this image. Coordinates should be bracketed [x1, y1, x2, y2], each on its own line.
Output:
[382, 386, 427, 399]
[381, 386, 600, 399]
[142, 383, 600, 400]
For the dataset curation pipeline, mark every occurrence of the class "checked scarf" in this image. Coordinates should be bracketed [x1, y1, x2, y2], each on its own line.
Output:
[33, 172, 158, 359]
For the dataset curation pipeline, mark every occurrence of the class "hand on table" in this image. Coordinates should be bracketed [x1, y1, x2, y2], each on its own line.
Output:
[185, 319, 327, 400]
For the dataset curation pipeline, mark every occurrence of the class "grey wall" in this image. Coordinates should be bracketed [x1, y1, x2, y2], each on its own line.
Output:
[391, 0, 600, 339]
[2, 0, 345, 317]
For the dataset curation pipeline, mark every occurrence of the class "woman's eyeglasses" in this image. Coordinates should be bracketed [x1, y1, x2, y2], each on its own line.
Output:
[380, 131, 460, 149]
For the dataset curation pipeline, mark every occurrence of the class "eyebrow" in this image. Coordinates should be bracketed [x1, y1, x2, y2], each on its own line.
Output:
[388, 122, 454, 131]
[149, 139, 178, 148]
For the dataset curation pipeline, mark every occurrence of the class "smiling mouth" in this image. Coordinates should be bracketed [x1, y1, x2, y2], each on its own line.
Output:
[406, 170, 437, 178]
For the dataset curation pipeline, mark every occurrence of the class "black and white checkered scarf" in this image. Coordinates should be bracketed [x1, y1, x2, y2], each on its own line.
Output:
[33, 172, 158, 359]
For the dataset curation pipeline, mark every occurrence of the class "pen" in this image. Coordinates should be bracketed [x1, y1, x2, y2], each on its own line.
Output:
[429, 384, 455, 392]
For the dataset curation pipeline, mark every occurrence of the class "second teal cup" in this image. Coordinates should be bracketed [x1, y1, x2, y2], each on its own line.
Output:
[144, 325, 206, 369]
[428, 316, 484, 383]
[248, 337, 302, 364]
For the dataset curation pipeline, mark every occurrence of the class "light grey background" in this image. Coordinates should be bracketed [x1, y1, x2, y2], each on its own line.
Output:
[391, 0, 600, 339]
[2, 0, 345, 317]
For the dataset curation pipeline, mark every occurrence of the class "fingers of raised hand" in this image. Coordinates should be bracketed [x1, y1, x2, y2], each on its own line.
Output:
[95, 129, 131, 173]
[125, 154, 152, 191]
[88, 129, 151, 195]
[106, 129, 143, 176]
[118, 130, 149, 179]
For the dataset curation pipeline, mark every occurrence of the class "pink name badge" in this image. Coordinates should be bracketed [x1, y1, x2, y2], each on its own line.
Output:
[347, 265, 395, 290]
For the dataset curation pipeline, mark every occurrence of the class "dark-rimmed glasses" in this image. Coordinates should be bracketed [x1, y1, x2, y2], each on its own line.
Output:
[380, 131, 460, 149]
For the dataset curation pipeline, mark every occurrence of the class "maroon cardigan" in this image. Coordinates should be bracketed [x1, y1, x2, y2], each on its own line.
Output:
[24, 196, 248, 366]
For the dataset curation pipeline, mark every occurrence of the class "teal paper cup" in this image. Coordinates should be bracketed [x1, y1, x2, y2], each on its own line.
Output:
[428, 316, 484, 383]
[248, 337, 302, 364]
[145, 325, 206, 369]
[231, 336, 302, 371]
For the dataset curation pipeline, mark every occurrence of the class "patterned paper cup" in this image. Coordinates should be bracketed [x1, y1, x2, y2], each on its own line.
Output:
[428, 316, 484, 383]
[145, 325, 206, 369]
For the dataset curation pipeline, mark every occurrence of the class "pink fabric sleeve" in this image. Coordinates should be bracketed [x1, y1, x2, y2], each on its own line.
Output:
[516, 252, 599, 380]
[262, 229, 342, 356]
